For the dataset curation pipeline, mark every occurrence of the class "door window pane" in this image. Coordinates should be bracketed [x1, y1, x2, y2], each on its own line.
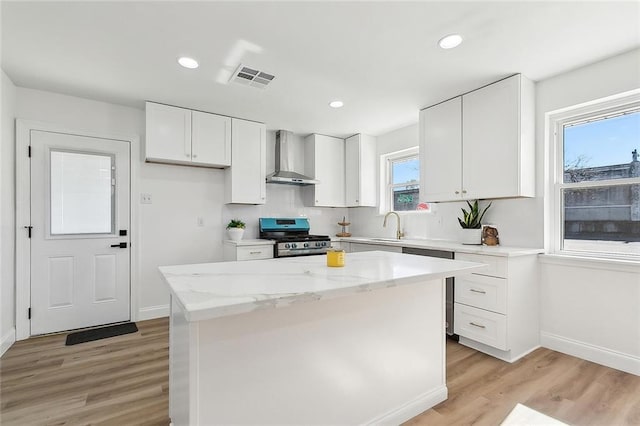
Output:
[50, 150, 114, 235]
[563, 111, 640, 183]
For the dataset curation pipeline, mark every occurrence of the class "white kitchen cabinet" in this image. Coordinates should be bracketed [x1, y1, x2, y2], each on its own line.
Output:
[345, 134, 376, 207]
[145, 102, 231, 168]
[146, 102, 192, 163]
[191, 111, 231, 167]
[223, 240, 274, 261]
[419, 97, 462, 202]
[419, 74, 535, 202]
[454, 252, 539, 363]
[462, 75, 535, 200]
[225, 118, 266, 204]
[304, 134, 345, 207]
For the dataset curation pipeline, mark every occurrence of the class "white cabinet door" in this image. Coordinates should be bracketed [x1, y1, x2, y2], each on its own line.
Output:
[305, 134, 345, 207]
[345, 134, 376, 207]
[191, 111, 231, 167]
[420, 97, 462, 202]
[463, 75, 521, 200]
[146, 102, 192, 163]
[225, 119, 266, 204]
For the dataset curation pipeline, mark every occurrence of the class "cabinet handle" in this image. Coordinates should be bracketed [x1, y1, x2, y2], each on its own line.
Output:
[192, 154, 198, 158]
[469, 322, 486, 329]
[455, 191, 460, 194]
[462, 190, 467, 194]
[249, 251, 261, 254]
[469, 288, 486, 294]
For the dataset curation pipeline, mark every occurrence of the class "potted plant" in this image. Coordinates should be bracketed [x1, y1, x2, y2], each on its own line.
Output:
[226, 219, 246, 241]
[458, 200, 491, 245]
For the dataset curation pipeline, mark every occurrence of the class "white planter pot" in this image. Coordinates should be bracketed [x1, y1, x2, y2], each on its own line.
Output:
[227, 228, 245, 241]
[459, 228, 482, 245]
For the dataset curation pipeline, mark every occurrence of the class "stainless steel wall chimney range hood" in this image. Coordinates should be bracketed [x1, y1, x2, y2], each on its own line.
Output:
[266, 130, 319, 185]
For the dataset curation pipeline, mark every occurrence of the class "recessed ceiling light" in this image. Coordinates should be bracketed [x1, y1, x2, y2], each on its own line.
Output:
[178, 57, 199, 69]
[438, 34, 463, 49]
[329, 100, 344, 108]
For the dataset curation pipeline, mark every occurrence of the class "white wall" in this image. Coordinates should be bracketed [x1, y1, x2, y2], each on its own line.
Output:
[536, 48, 640, 375]
[1, 70, 17, 355]
[11, 87, 346, 324]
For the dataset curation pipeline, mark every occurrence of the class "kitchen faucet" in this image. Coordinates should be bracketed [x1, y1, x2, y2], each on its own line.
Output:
[383, 211, 404, 240]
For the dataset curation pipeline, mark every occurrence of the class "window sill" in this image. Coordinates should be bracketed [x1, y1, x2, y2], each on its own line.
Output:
[539, 253, 640, 273]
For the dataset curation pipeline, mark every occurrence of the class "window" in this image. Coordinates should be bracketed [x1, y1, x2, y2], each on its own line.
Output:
[551, 92, 640, 259]
[380, 147, 428, 213]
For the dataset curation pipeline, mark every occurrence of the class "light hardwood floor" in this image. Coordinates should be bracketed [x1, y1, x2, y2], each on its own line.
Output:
[1, 318, 639, 425]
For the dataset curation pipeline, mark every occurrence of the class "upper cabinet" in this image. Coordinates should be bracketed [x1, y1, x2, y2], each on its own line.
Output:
[420, 97, 463, 202]
[305, 134, 345, 207]
[304, 133, 377, 208]
[145, 102, 231, 168]
[419, 74, 535, 202]
[225, 118, 266, 204]
[345, 134, 376, 207]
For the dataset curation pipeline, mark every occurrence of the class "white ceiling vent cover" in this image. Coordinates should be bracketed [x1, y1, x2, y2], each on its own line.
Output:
[230, 64, 275, 89]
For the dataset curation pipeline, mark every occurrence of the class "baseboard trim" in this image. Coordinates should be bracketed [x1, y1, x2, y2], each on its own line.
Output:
[138, 304, 170, 321]
[541, 331, 639, 376]
[365, 385, 448, 424]
[1, 327, 16, 357]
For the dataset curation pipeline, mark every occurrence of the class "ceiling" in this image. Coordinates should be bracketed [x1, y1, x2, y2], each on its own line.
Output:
[2, 1, 639, 138]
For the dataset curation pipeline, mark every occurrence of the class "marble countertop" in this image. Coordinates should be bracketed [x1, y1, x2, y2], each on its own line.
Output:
[160, 251, 485, 322]
[337, 237, 544, 257]
[222, 239, 275, 246]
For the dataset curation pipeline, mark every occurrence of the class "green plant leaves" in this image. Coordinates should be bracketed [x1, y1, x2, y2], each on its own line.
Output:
[458, 200, 491, 229]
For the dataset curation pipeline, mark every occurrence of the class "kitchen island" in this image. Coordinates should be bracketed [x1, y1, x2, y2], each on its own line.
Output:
[160, 251, 484, 425]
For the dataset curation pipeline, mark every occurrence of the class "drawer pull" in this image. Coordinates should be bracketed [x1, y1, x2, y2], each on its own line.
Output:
[469, 288, 486, 294]
[249, 251, 262, 254]
[469, 322, 486, 329]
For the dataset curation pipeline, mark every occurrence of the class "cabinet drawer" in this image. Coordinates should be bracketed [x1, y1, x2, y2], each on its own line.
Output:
[456, 253, 507, 278]
[454, 303, 507, 350]
[455, 275, 507, 314]
[236, 246, 273, 261]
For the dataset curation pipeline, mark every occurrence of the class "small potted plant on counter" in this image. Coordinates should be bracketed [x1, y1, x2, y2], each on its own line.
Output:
[458, 200, 491, 245]
[226, 219, 246, 241]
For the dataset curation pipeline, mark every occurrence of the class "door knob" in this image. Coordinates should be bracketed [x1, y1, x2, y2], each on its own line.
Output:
[110, 242, 128, 248]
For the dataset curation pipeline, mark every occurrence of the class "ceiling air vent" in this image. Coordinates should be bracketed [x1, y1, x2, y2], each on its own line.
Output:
[230, 64, 275, 89]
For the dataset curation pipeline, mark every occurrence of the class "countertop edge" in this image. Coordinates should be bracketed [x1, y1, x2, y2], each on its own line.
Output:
[337, 237, 544, 257]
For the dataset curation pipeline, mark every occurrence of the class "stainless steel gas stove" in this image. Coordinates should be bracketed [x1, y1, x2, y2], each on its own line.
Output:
[259, 218, 331, 258]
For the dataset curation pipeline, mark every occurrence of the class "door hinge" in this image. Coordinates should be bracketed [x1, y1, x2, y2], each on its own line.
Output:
[24, 226, 33, 238]
[28, 145, 31, 157]
[28, 308, 31, 319]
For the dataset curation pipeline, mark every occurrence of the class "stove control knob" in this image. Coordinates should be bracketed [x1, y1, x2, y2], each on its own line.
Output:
[321, 241, 327, 247]
[292, 243, 297, 248]
[284, 243, 290, 249]
[315, 242, 321, 247]
[304, 243, 309, 248]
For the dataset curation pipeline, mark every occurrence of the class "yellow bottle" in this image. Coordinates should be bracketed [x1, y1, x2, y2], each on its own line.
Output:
[326, 249, 345, 267]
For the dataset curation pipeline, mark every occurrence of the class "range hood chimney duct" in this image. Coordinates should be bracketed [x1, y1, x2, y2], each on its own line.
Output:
[266, 130, 319, 185]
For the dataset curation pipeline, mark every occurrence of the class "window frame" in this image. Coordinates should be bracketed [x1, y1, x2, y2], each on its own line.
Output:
[549, 90, 640, 259]
[379, 147, 420, 214]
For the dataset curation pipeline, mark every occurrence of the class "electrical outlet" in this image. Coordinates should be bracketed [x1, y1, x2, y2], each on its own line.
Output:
[140, 193, 152, 204]
[197, 217, 204, 227]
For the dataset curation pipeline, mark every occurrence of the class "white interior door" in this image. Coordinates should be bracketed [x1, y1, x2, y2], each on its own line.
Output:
[30, 130, 131, 335]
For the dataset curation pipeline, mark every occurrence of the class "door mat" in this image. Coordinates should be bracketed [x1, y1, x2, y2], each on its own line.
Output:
[65, 322, 138, 346]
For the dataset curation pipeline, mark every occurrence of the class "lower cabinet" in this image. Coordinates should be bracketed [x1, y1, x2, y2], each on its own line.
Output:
[454, 252, 539, 363]
[223, 240, 274, 261]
